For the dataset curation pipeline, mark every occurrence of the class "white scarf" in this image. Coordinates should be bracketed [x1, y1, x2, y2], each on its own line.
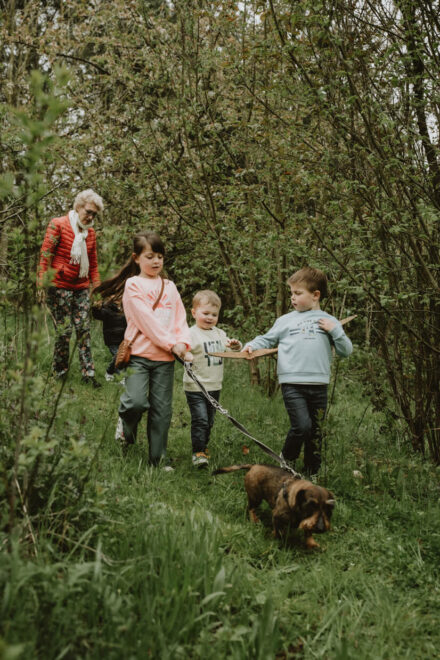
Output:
[69, 210, 93, 278]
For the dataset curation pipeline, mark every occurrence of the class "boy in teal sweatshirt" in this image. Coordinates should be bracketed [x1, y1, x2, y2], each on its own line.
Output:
[245, 266, 352, 475]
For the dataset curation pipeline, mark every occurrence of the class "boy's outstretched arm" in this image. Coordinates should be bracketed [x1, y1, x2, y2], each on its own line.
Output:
[243, 318, 282, 354]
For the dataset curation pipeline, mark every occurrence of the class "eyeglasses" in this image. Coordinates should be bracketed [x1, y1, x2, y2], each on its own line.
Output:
[84, 209, 98, 218]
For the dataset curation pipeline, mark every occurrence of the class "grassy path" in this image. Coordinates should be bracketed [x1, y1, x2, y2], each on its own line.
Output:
[2, 346, 440, 659]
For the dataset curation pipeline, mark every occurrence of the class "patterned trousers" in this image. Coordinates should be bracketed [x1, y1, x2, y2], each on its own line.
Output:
[46, 287, 95, 377]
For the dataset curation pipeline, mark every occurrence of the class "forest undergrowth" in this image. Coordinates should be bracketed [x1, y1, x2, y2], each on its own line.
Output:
[1, 318, 440, 660]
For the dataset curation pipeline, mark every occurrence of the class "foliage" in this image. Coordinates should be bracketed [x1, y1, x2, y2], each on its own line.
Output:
[0, 70, 99, 553]
[1, 0, 439, 459]
[263, 0, 440, 459]
[1, 2, 440, 656]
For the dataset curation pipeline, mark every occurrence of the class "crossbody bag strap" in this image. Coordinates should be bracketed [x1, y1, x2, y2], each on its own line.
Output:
[152, 276, 165, 310]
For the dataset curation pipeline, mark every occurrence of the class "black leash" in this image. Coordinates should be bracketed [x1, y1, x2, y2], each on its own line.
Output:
[176, 356, 302, 479]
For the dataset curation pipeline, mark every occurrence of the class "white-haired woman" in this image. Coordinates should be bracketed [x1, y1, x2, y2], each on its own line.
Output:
[38, 189, 103, 387]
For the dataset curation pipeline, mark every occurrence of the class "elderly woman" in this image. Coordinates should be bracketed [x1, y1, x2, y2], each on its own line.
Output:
[38, 189, 103, 387]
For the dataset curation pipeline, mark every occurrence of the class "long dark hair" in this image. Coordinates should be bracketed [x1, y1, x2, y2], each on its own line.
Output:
[93, 231, 165, 301]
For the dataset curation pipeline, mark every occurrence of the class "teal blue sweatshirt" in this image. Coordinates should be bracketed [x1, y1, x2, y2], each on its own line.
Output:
[247, 310, 352, 385]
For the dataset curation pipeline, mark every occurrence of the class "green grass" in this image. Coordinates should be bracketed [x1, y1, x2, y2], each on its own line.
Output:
[1, 324, 440, 659]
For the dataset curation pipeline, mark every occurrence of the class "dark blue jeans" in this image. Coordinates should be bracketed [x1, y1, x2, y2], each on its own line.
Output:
[281, 384, 328, 474]
[106, 344, 122, 375]
[185, 390, 220, 453]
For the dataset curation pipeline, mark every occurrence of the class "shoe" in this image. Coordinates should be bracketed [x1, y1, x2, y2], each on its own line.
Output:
[82, 376, 102, 388]
[192, 452, 209, 468]
[161, 465, 175, 473]
[105, 372, 115, 382]
[115, 417, 125, 442]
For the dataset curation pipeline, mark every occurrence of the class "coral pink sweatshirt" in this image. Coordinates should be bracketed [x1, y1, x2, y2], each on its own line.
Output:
[122, 275, 191, 362]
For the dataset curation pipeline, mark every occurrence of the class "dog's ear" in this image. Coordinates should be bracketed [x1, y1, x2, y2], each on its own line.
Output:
[292, 487, 308, 509]
[326, 491, 336, 508]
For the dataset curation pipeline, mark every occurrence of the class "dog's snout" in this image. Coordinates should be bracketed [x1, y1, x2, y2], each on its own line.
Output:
[316, 515, 326, 532]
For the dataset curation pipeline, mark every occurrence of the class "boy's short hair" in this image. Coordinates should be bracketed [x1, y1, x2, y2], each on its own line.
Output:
[287, 266, 328, 300]
[192, 290, 221, 309]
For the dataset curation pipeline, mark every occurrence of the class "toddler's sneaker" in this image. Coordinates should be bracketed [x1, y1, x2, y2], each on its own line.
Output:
[192, 452, 209, 468]
[115, 416, 125, 442]
[105, 372, 115, 382]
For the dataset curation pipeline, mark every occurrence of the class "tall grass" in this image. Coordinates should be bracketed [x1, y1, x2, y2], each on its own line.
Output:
[1, 322, 440, 659]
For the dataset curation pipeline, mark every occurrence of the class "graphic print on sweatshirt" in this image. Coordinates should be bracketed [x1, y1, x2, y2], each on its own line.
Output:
[203, 339, 224, 366]
[289, 318, 327, 340]
[147, 289, 173, 328]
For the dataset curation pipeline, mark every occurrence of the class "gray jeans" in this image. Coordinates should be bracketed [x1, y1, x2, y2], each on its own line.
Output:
[119, 356, 175, 464]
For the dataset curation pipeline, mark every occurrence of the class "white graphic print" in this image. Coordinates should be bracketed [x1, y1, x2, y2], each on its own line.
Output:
[289, 319, 326, 340]
[203, 339, 224, 366]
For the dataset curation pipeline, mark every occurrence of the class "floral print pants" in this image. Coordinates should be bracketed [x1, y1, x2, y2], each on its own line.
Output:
[47, 287, 95, 377]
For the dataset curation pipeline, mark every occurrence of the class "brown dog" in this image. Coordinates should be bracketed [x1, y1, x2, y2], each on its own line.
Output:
[213, 464, 335, 548]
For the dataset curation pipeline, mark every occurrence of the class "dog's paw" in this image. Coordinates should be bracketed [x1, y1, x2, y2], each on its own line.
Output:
[249, 510, 260, 524]
[304, 534, 320, 549]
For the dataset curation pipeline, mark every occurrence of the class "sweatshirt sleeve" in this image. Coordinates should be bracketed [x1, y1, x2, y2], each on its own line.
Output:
[91, 304, 104, 321]
[172, 286, 192, 348]
[92, 303, 118, 323]
[123, 279, 177, 352]
[245, 318, 281, 350]
[37, 218, 61, 286]
[328, 323, 353, 357]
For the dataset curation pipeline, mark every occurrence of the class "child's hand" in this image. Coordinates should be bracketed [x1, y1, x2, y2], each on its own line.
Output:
[183, 351, 193, 362]
[243, 344, 253, 355]
[318, 318, 336, 333]
[172, 343, 188, 359]
[226, 338, 242, 351]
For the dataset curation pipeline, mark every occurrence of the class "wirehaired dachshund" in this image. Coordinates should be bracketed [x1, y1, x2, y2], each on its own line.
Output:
[213, 464, 335, 549]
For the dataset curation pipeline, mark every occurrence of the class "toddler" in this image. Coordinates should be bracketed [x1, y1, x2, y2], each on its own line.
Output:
[184, 290, 241, 467]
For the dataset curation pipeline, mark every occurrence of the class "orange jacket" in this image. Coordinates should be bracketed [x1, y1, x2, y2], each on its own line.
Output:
[37, 215, 100, 290]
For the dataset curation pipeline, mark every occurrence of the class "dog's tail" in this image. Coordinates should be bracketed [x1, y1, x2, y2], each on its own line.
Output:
[212, 464, 254, 475]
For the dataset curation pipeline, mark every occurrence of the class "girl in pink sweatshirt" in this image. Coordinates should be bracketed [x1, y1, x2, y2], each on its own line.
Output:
[105, 231, 192, 467]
